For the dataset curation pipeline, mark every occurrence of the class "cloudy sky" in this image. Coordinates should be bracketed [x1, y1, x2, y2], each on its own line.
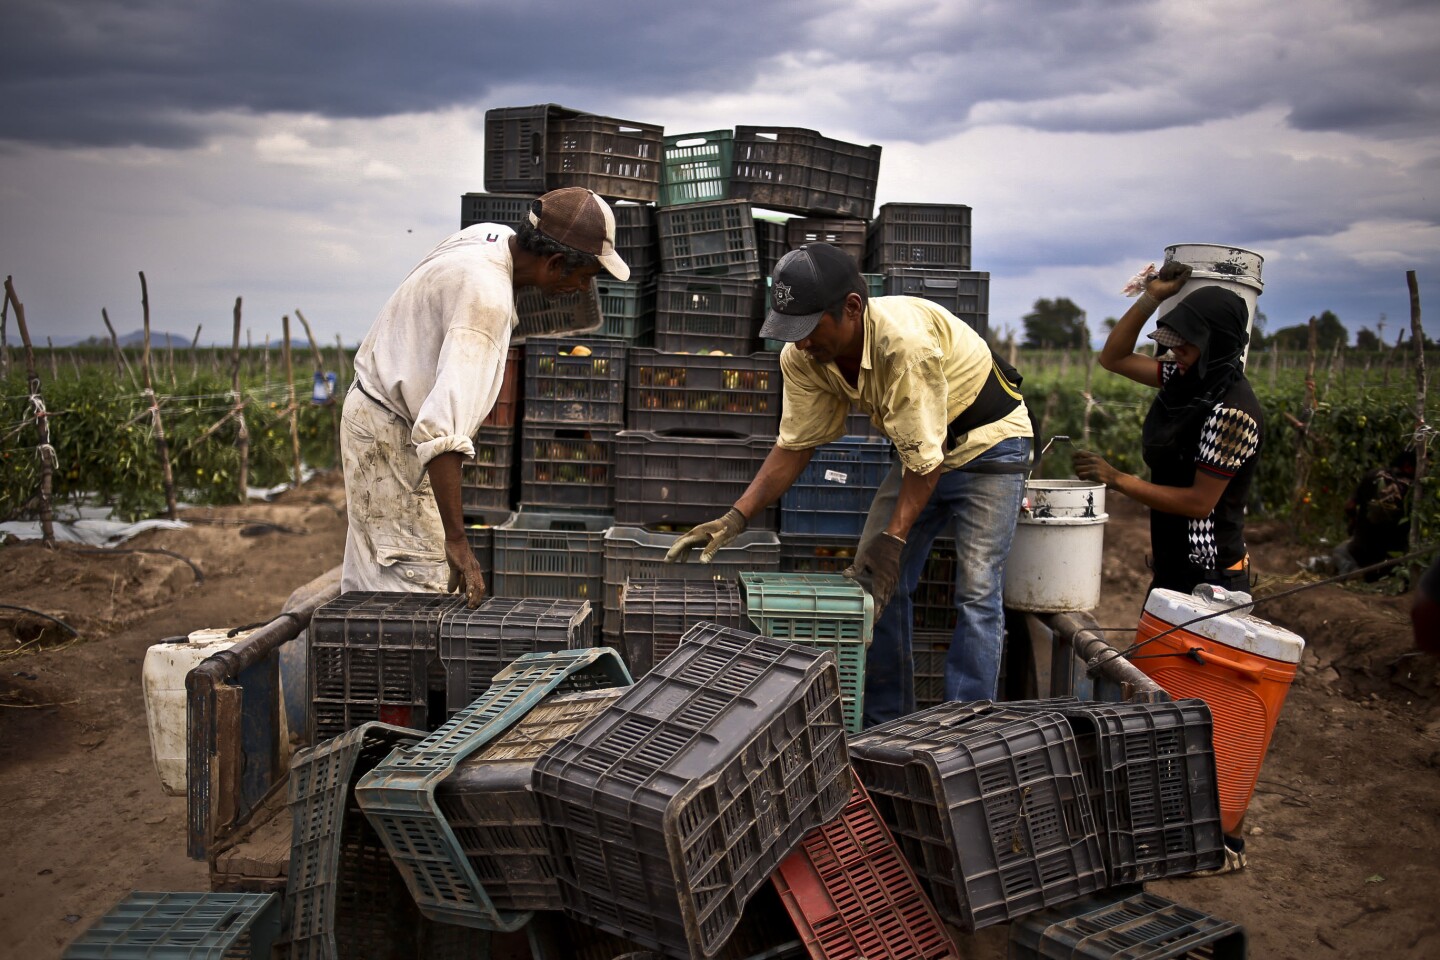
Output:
[2, 0, 1437, 352]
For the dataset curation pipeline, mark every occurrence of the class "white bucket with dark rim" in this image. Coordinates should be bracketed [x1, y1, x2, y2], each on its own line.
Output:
[1004, 480, 1108, 612]
[1158, 242, 1265, 365]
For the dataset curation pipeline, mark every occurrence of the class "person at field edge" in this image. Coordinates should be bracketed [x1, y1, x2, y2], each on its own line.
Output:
[663, 242, 1033, 726]
[340, 188, 628, 603]
[1072, 261, 1263, 875]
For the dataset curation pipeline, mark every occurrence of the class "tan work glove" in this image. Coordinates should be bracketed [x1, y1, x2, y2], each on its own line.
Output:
[844, 532, 905, 616]
[663, 508, 747, 564]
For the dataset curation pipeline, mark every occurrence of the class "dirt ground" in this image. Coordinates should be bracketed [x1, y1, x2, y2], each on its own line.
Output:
[0, 476, 1435, 958]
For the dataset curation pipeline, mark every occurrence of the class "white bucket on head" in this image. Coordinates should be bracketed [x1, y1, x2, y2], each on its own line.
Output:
[1157, 242, 1265, 366]
[1004, 480, 1108, 612]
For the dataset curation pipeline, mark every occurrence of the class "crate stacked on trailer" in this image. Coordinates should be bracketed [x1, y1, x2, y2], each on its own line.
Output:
[866, 202, 989, 337]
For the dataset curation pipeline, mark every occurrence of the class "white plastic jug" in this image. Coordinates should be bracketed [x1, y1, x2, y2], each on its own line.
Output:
[142, 626, 255, 796]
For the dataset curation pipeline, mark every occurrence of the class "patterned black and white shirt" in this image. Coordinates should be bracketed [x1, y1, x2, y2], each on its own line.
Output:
[1151, 361, 1264, 577]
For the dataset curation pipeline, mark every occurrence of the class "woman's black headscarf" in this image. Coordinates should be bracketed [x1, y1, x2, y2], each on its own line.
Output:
[1141, 286, 1251, 467]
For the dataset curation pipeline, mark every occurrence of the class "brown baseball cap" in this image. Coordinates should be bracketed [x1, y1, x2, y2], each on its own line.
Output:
[528, 187, 630, 280]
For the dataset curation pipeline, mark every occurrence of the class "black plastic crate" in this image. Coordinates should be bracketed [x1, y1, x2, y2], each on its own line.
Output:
[998, 699, 1226, 884]
[660, 129, 735, 207]
[777, 532, 859, 575]
[462, 426, 515, 514]
[481, 344, 522, 428]
[882, 269, 989, 337]
[464, 508, 512, 592]
[618, 578, 743, 677]
[1008, 889, 1247, 960]
[614, 203, 660, 280]
[548, 113, 664, 203]
[484, 104, 558, 194]
[602, 528, 780, 644]
[598, 277, 658, 344]
[914, 541, 959, 632]
[435, 688, 626, 912]
[64, 892, 281, 960]
[848, 705, 1107, 931]
[731, 127, 882, 219]
[520, 424, 618, 511]
[516, 278, 604, 342]
[460, 191, 535, 231]
[655, 275, 765, 356]
[779, 437, 893, 538]
[524, 337, 628, 425]
[866, 203, 973, 272]
[913, 629, 952, 711]
[613, 431, 777, 530]
[308, 592, 464, 741]
[626, 349, 781, 436]
[437, 597, 594, 714]
[756, 217, 789, 278]
[658, 200, 763, 279]
[490, 512, 610, 635]
[532, 621, 852, 959]
[785, 217, 867, 265]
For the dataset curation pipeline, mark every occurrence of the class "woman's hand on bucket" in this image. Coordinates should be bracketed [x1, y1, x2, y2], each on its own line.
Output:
[1073, 449, 1121, 488]
[1146, 261, 1192, 301]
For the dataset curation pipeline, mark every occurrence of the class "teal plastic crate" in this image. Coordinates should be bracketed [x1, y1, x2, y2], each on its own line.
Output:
[64, 892, 281, 960]
[659, 129, 734, 206]
[739, 572, 873, 733]
[356, 648, 632, 931]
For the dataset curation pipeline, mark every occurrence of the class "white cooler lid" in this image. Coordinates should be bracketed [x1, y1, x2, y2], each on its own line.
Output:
[1144, 588, 1305, 663]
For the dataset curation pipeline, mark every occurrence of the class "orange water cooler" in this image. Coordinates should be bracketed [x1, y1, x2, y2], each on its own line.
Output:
[1133, 588, 1305, 834]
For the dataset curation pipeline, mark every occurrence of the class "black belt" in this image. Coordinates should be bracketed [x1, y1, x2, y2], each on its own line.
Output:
[944, 351, 1024, 450]
[353, 378, 409, 425]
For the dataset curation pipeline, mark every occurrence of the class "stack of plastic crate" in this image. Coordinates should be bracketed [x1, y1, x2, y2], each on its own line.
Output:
[847, 703, 1108, 932]
[436, 598, 594, 713]
[532, 621, 852, 958]
[866, 203, 989, 338]
[1008, 889, 1247, 959]
[617, 578, 743, 677]
[307, 592, 465, 742]
[739, 572, 873, 734]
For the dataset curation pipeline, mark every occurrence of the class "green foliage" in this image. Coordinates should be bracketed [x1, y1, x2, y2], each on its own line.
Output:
[1022, 360, 1438, 550]
[1268, 310, 1349, 351]
[2, 361, 340, 521]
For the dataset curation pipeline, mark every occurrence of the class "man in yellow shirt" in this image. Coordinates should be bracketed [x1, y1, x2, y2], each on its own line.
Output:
[666, 242, 1032, 725]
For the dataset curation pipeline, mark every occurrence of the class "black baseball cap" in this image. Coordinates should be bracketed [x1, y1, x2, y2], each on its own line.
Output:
[759, 242, 861, 342]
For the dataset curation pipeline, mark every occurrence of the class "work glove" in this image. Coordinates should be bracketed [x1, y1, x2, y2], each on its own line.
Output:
[844, 532, 905, 616]
[664, 508, 747, 564]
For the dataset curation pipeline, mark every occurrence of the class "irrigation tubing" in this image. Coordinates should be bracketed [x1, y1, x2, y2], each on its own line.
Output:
[67, 547, 205, 585]
[0, 604, 79, 637]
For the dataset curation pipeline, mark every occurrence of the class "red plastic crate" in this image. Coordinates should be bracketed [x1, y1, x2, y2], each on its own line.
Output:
[772, 783, 959, 960]
[481, 345, 521, 428]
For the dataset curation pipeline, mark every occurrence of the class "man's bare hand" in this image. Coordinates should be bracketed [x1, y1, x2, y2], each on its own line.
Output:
[1073, 449, 1122, 489]
[444, 537, 487, 607]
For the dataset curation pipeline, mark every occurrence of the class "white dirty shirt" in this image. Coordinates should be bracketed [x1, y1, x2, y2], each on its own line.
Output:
[776, 296, 1031, 472]
[341, 224, 517, 593]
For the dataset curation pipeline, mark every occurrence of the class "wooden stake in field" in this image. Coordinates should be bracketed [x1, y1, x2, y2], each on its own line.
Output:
[0, 285, 9, 382]
[139, 271, 179, 520]
[45, 337, 58, 381]
[282, 315, 303, 488]
[231, 299, 250, 502]
[190, 324, 203, 380]
[1408, 270, 1428, 560]
[295, 308, 341, 470]
[101, 308, 135, 384]
[3, 278, 56, 545]
[1291, 317, 1320, 514]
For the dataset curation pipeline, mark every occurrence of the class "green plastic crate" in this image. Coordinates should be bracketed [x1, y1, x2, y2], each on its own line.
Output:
[64, 892, 281, 960]
[659, 129, 734, 206]
[739, 572, 873, 733]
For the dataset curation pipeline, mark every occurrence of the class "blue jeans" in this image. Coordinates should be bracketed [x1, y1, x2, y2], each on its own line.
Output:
[861, 436, 1031, 727]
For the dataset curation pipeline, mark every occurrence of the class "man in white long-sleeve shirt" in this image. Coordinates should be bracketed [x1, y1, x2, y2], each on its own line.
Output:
[341, 187, 629, 603]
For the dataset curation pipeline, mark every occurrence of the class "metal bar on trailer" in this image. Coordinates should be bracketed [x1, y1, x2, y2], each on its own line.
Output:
[1035, 610, 1170, 704]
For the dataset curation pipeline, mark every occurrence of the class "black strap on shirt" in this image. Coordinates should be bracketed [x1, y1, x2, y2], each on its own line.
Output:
[944, 350, 1024, 451]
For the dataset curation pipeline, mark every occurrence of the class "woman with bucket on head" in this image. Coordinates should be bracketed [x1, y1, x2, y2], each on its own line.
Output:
[1072, 260, 1264, 874]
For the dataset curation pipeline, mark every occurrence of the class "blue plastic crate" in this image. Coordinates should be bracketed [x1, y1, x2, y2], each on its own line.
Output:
[356, 648, 632, 931]
[780, 438, 894, 537]
[64, 892, 281, 960]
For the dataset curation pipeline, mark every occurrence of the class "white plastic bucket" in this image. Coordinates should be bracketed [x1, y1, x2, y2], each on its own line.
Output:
[142, 626, 255, 796]
[1004, 481, 1108, 612]
[1158, 243, 1265, 366]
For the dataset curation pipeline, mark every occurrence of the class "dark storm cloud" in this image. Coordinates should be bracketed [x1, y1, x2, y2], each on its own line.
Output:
[0, 0, 837, 148]
[3, 0, 1438, 149]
